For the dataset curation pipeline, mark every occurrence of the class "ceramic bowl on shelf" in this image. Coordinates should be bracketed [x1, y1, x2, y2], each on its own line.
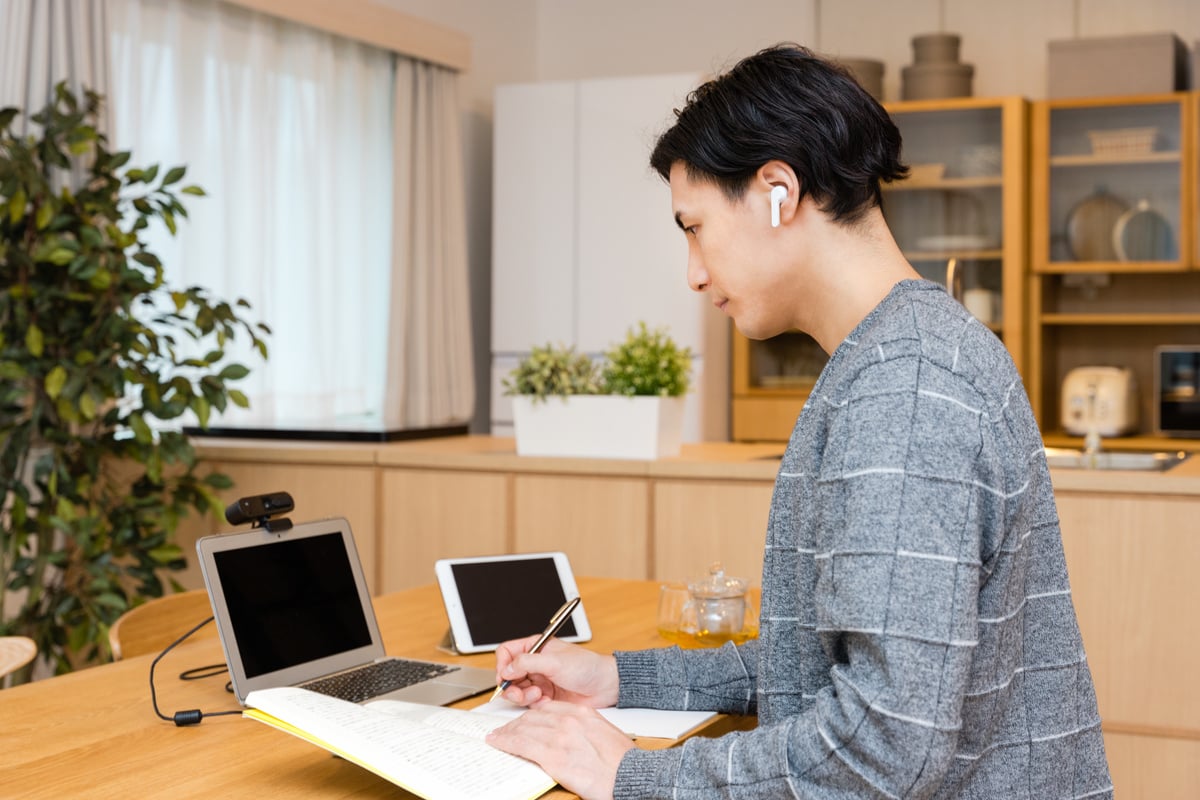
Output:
[1065, 189, 1128, 261]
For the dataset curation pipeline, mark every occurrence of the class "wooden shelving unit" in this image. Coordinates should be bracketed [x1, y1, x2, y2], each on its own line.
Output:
[1028, 91, 1200, 451]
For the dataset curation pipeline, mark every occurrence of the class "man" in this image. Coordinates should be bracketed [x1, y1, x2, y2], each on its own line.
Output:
[486, 44, 1112, 800]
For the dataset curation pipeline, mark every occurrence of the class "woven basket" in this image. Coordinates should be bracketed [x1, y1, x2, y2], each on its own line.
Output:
[1087, 127, 1158, 157]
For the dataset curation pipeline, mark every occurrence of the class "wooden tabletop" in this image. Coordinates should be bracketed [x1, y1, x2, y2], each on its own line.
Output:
[0, 577, 739, 799]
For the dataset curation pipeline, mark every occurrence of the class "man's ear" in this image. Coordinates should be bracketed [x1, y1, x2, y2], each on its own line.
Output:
[757, 161, 798, 228]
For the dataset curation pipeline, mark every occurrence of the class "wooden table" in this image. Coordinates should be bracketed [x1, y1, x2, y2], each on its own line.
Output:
[1, 577, 742, 798]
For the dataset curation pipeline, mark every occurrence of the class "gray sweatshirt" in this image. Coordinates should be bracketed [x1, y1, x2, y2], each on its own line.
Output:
[612, 280, 1112, 799]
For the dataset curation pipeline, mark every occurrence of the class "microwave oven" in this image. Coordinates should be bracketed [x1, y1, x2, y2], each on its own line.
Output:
[1155, 346, 1200, 437]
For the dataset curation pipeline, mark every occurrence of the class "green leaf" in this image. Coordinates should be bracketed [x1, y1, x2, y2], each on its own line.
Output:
[79, 225, 103, 248]
[129, 413, 153, 444]
[180, 185, 206, 196]
[88, 268, 111, 290]
[47, 247, 75, 265]
[161, 166, 186, 186]
[162, 210, 176, 235]
[44, 365, 68, 398]
[26, 324, 44, 357]
[35, 201, 54, 230]
[192, 395, 211, 428]
[8, 187, 26, 224]
[94, 592, 128, 611]
[228, 389, 249, 408]
[56, 496, 76, 522]
[219, 363, 250, 381]
[148, 545, 183, 564]
[79, 391, 97, 420]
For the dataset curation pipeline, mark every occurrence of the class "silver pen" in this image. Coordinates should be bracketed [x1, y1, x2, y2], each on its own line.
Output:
[490, 596, 581, 701]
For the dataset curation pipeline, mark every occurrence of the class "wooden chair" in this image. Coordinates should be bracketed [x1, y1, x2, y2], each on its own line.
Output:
[1, 636, 37, 682]
[108, 589, 216, 660]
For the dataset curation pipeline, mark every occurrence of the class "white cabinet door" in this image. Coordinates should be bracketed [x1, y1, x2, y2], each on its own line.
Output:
[491, 81, 578, 353]
[575, 73, 706, 353]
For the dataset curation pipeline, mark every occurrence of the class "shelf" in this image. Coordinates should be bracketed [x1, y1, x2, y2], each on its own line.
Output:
[1049, 151, 1181, 167]
[1042, 431, 1200, 453]
[884, 175, 1003, 192]
[1040, 313, 1200, 326]
[739, 386, 815, 397]
[905, 249, 1003, 261]
[1037, 261, 1190, 274]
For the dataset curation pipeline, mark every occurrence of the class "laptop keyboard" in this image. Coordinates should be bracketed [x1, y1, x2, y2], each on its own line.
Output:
[301, 659, 460, 703]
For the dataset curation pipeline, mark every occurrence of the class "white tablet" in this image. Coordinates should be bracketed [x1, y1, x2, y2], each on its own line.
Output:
[434, 552, 591, 654]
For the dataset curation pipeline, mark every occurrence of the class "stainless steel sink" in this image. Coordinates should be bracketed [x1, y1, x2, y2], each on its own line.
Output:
[1043, 447, 1190, 471]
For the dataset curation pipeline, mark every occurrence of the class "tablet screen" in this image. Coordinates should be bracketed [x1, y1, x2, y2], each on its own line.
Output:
[449, 556, 579, 645]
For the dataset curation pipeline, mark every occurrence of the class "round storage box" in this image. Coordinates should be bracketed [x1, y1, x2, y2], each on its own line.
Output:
[901, 62, 973, 100]
[838, 57, 885, 102]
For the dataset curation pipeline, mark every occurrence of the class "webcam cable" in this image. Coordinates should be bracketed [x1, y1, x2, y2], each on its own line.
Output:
[149, 615, 240, 726]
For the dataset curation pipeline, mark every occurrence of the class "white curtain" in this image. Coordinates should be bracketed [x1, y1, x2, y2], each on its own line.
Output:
[7, 0, 476, 431]
[1, 0, 110, 113]
[1, 0, 111, 190]
[385, 59, 475, 428]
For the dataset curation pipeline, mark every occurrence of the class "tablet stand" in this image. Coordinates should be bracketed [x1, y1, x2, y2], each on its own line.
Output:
[436, 627, 464, 656]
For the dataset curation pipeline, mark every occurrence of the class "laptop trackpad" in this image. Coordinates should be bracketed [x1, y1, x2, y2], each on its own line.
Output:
[377, 680, 482, 706]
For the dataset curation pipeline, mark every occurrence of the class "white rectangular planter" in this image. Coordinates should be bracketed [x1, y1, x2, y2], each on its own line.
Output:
[511, 395, 685, 460]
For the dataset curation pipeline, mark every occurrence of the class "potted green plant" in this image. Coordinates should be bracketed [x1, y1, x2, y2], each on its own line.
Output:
[505, 323, 692, 459]
[0, 84, 268, 676]
[501, 342, 602, 401]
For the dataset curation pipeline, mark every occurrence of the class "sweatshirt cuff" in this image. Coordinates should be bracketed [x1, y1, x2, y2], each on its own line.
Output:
[613, 744, 682, 800]
[614, 647, 677, 708]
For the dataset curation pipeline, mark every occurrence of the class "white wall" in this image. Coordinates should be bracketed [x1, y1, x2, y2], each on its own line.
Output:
[379, 0, 1200, 434]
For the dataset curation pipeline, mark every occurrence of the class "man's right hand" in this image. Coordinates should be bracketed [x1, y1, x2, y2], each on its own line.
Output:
[493, 635, 620, 708]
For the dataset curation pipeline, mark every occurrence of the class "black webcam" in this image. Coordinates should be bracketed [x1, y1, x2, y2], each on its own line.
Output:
[225, 491, 295, 532]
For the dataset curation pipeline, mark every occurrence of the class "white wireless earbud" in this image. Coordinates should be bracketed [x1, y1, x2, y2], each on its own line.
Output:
[770, 185, 787, 228]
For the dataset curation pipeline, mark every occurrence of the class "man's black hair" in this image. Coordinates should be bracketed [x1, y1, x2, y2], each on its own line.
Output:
[649, 43, 908, 224]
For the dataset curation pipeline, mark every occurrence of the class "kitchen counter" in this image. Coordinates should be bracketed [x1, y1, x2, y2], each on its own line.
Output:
[192, 434, 1200, 496]
[192, 435, 787, 480]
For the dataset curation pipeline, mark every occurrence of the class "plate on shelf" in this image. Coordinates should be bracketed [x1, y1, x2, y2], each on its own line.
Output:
[915, 234, 996, 251]
[1065, 189, 1127, 261]
[1112, 199, 1175, 261]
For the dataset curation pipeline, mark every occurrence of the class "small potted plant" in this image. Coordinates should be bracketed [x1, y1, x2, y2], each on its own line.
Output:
[506, 323, 692, 460]
[502, 342, 602, 401]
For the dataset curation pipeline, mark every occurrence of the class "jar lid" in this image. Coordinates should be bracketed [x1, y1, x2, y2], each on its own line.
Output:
[688, 562, 747, 599]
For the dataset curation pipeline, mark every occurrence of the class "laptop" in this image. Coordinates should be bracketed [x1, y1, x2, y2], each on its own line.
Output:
[196, 516, 496, 706]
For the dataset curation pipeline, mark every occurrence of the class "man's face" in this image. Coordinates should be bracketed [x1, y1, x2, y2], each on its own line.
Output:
[668, 163, 796, 340]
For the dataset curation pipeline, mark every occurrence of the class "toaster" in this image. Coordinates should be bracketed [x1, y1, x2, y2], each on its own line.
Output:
[1061, 366, 1139, 437]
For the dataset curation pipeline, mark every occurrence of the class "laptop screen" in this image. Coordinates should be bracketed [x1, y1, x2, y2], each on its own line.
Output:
[212, 530, 372, 678]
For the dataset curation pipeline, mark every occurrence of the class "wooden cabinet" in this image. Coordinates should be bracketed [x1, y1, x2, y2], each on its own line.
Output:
[731, 96, 1029, 442]
[378, 469, 509, 593]
[1029, 92, 1200, 449]
[1057, 490, 1200, 799]
[652, 479, 772, 582]
[513, 474, 649, 580]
